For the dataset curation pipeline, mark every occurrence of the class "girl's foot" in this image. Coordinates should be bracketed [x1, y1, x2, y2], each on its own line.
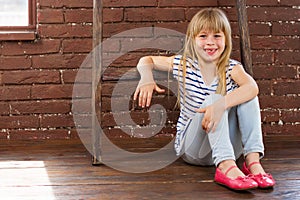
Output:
[245, 152, 266, 175]
[218, 160, 244, 179]
[243, 153, 276, 188]
[214, 160, 258, 190]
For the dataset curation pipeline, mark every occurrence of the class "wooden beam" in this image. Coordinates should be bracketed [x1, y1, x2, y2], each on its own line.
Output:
[236, 0, 253, 76]
[92, 0, 103, 165]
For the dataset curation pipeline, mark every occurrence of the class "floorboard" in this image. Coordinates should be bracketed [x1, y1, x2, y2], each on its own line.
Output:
[0, 136, 299, 200]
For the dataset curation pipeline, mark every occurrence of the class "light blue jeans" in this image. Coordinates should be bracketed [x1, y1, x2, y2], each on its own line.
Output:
[181, 94, 264, 167]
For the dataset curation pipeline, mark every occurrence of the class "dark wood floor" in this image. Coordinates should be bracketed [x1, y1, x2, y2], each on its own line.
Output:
[0, 136, 299, 200]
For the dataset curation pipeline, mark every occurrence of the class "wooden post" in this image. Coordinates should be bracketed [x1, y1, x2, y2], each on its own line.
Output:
[92, 0, 103, 165]
[236, 0, 253, 76]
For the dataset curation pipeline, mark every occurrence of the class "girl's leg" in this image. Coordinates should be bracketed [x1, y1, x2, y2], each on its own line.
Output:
[237, 97, 269, 175]
[237, 97, 264, 159]
[181, 112, 214, 166]
[181, 94, 240, 167]
[182, 94, 260, 190]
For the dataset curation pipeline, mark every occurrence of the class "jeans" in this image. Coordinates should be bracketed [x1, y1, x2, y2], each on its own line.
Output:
[181, 94, 264, 167]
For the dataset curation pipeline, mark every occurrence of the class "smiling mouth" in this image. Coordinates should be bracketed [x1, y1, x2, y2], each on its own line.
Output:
[205, 48, 217, 55]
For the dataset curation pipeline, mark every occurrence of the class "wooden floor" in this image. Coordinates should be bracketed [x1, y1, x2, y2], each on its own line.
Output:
[0, 136, 299, 200]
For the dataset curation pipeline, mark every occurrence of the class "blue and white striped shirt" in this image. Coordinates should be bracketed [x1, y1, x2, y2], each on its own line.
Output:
[172, 54, 240, 155]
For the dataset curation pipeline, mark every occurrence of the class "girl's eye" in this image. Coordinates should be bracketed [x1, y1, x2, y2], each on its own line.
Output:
[214, 34, 222, 38]
[199, 34, 207, 38]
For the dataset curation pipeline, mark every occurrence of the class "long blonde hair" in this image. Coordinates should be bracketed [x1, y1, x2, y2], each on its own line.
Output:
[180, 8, 232, 96]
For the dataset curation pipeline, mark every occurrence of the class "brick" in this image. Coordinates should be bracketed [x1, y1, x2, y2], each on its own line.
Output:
[72, 99, 92, 114]
[31, 84, 74, 99]
[102, 109, 178, 127]
[273, 22, 300, 36]
[38, 9, 64, 23]
[217, 0, 235, 6]
[0, 86, 31, 101]
[232, 37, 240, 51]
[32, 54, 88, 69]
[101, 127, 132, 138]
[102, 67, 137, 81]
[0, 131, 8, 139]
[159, 0, 217, 7]
[273, 80, 300, 95]
[38, 0, 93, 8]
[9, 129, 70, 140]
[253, 65, 297, 79]
[68, 128, 82, 139]
[102, 81, 141, 97]
[62, 70, 78, 83]
[103, 125, 176, 139]
[39, 24, 92, 38]
[247, 0, 279, 6]
[2, 70, 61, 84]
[185, 7, 216, 21]
[102, 0, 157, 7]
[232, 38, 240, 51]
[72, 114, 92, 128]
[119, 37, 183, 53]
[261, 110, 280, 123]
[249, 23, 271, 36]
[64, 9, 93, 23]
[280, 0, 300, 6]
[256, 80, 272, 95]
[125, 8, 185, 22]
[230, 50, 241, 61]
[72, 84, 92, 99]
[0, 56, 31, 70]
[102, 38, 120, 53]
[102, 97, 120, 112]
[62, 39, 92, 53]
[155, 22, 188, 35]
[259, 96, 300, 109]
[224, 7, 239, 22]
[104, 52, 142, 68]
[281, 110, 300, 123]
[103, 23, 154, 38]
[103, 8, 124, 23]
[0, 102, 10, 115]
[1, 0, 299, 140]
[277, 51, 300, 65]
[252, 51, 275, 64]
[251, 36, 300, 50]
[62, 69, 92, 83]
[229, 22, 238, 36]
[10, 100, 71, 114]
[40, 114, 75, 128]
[1, 40, 60, 56]
[248, 7, 300, 21]
[263, 124, 300, 136]
[0, 116, 39, 129]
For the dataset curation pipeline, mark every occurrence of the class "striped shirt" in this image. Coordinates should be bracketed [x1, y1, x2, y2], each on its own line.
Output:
[172, 54, 240, 155]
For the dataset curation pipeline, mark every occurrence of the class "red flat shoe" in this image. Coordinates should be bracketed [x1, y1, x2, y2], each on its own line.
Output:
[242, 161, 276, 189]
[214, 165, 258, 190]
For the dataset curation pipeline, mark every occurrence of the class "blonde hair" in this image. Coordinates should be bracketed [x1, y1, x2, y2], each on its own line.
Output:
[180, 8, 232, 96]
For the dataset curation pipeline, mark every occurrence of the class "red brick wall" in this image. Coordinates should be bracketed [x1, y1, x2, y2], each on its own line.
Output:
[0, 0, 299, 140]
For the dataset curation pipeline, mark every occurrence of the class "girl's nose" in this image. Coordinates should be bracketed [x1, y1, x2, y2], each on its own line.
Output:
[206, 35, 215, 44]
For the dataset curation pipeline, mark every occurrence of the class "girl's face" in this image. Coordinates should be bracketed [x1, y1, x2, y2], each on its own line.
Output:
[195, 30, 226, 64]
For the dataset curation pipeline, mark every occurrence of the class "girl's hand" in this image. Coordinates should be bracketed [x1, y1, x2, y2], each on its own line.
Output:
[133, 83, 165, 108]
[196, 98, 226, 133]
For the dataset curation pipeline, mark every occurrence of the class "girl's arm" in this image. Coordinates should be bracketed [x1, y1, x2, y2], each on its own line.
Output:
[224, 64, 259, 109]
[197, 64, 258, 133]
[133, 55, 174, 108]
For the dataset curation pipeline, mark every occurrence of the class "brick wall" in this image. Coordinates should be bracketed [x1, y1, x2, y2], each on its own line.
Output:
[0, 0, 299, 140]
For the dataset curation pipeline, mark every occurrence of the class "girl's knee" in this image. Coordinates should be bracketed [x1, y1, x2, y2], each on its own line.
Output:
[202, 94, 223, 107]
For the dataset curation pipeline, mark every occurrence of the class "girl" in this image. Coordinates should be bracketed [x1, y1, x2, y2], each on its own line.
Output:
[133, 8, 275, 191]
